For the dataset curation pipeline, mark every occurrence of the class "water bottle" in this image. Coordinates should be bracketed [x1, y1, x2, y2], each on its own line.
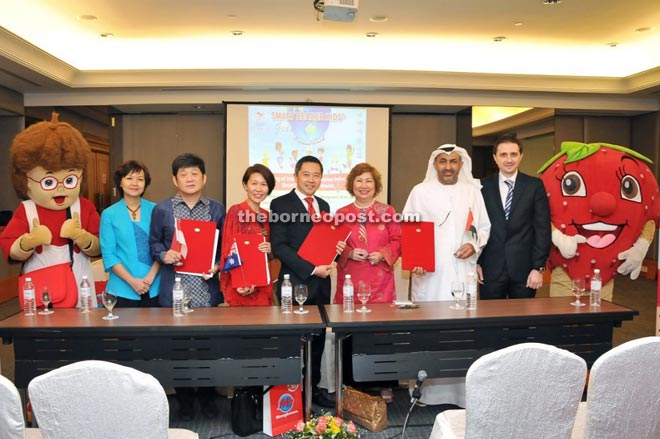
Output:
[281, 274, 293, 313]
[23, 277, 36, 316]
[343, 274, 354, 313]
[466, 271, 478, 310]
[79, 275, 92, 313]
[590, 269, 602, 307]
[172, 277, 184, 316]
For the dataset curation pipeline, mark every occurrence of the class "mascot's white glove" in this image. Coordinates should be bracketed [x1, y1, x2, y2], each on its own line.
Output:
[552, 229, 587, 259]
[617, 237, 650, 280]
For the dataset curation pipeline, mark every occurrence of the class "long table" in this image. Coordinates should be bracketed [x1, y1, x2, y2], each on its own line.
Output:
[0, 306, 325, 418]
[325, 298, 638, 415]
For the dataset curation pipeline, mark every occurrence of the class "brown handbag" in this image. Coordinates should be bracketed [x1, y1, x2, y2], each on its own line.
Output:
[342, 386, 388, 432]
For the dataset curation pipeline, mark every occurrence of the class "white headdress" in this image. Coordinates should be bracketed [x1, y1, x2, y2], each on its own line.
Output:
[423, 144, 482, 189]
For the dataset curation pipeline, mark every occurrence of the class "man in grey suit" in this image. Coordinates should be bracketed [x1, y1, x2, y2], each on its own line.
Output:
[477, 134, 551, 298]
[270, 155, 342, 407]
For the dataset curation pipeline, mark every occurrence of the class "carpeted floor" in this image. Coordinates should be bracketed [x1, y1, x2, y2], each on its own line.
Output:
[167, 387, 452, 439]
[1, 275, 656, 438]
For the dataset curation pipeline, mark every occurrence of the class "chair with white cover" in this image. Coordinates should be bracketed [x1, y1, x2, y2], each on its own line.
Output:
[430, 342, 587, 439]
[28, 360, 198, 439]
[0, 374, 43, 439]
[572, 336, 660, 439]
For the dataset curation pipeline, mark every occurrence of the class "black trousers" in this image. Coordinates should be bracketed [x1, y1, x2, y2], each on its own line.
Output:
[480, 271, 536, 299]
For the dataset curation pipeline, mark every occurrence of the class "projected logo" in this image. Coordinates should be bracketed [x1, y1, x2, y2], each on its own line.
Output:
[288, 106, 331, 145]
[277, 393, 296, 413]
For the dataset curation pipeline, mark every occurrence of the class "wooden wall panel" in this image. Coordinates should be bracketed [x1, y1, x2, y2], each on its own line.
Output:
[390, 114, 460, 212]
[584, 117, 631, 145]
[120, 114, 224, 205]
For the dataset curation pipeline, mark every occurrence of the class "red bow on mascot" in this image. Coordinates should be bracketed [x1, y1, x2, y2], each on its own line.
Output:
[539, 141, 660, 300]
[0, 113, 101, 308]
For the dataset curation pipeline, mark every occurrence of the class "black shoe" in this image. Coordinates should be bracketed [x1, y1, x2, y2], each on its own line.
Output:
[312, 388, 336, 408]
[177, 404, 195, 422]
[201, 398, 219, 419]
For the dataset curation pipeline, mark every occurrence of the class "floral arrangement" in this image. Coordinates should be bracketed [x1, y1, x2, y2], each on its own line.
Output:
[284, 413, 360, 439]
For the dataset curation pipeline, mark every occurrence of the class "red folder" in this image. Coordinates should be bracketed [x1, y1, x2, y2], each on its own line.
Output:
[401, 221, 435, 272]
[231, 234, 271, 288]
[297, 221, 351, 266]
[174, 219, 219, 276]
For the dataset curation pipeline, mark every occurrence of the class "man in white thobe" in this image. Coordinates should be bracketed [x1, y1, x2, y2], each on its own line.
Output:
[402, 144, 491, 406]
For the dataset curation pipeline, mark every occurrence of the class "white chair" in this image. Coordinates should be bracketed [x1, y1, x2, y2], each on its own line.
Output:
[0, 374, 43, 439]
[573, 336, 660, 439]
[28, 360, 198, 439]
[430, 342, 587, 439]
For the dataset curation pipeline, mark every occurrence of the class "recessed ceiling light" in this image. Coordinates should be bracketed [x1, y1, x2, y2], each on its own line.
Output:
[607, 42, 618, 47]
[493, 36, 506, 42]
[369, 16, 388, 23]
[635, 27, 655, 33]
[365, 32, 379, 38]
[231, 30, 244, 36]
[100, 33, 114, 38]
[78, 14, 98, 21]
[543, 0, 561, 4]
[514, 22, 524, 27]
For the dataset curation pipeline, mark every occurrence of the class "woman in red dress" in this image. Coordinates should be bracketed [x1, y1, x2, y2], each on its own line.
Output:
[335, 163, 401, 304]
[220, 164, 276, 306]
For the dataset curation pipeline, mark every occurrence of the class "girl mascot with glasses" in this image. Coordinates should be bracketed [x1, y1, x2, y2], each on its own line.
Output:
[0, 112, 101, 308]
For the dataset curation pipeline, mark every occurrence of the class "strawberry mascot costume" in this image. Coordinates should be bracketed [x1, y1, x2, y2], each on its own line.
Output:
[0, 113, 101, 307]
[539, 141, 660, 300]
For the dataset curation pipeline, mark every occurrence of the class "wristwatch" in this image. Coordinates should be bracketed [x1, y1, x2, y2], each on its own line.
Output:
[537, 266, 546, 273]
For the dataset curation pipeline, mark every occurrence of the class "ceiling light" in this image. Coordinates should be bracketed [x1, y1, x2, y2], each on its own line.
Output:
[543, 0, 561, 4]
[78, 15, 98, 21]
[514, 22, 523, 27]
[370, 16, 388, 23]
[493, 36, 506, 42]
[231, 30, 244, 36]
[365, 32, 378, 38]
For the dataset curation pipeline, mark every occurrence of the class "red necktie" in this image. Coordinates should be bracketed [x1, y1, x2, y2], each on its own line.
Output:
[305, 197, 316, 216]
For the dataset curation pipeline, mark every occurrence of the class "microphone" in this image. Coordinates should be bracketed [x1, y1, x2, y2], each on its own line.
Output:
[411, 369, 427, 402]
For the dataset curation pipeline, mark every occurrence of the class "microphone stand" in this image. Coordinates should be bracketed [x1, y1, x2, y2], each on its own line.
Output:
[401, 373, 425, 439]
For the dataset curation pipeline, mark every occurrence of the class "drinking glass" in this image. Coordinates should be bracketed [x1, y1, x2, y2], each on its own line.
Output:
[38, 287, 53, 315]
[450, 281, 465, 309]
[183, 285, 194, 313]
[356, 281, 372, 313]
[294, 284, 309, 314]
[571, 278, 586, 307]
[102, 291, 118, 320]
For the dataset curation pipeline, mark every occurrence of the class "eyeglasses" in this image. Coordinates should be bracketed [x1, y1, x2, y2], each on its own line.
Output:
[27, 174, 81, 191]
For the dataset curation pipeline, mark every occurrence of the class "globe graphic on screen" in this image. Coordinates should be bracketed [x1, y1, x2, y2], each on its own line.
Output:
[287, 106, 331, 145]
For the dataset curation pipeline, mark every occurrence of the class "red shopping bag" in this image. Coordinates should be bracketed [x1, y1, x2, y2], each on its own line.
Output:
[262, 384, 303, 437]
[18, 263, 78, 308]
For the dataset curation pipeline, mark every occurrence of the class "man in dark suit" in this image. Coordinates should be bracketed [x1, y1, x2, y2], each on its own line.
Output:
[477, 134, 551, 298]
[270, 155, 342, 408]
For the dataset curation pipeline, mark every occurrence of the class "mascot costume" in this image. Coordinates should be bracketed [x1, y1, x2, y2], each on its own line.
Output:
[0, 113, 101, 307]
[538, 141, 660, 300]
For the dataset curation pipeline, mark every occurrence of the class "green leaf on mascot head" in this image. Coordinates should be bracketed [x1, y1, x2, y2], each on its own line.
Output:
[537, 141, 653, 174]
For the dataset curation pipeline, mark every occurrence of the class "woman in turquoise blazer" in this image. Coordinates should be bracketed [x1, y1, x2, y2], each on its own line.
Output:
[100, 160, 160, 307]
